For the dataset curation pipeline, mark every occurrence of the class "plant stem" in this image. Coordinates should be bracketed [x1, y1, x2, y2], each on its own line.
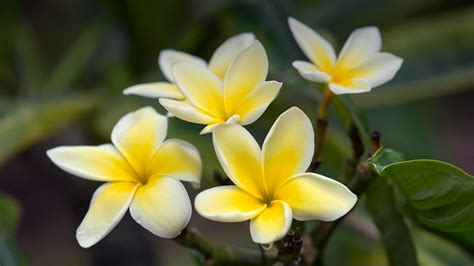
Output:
[259, 244, 267, 266]
[311, 87, 334, 171]
[309, 132, 381, 265]
[174, 227, 266, 266]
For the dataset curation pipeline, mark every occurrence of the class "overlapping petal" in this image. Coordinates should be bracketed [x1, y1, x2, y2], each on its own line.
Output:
[329, 79, 371, 95]
[159, 98, 221, 125]
[158, 49, 206, 82]
[195, 186, 266, 222]
[275, 173, 357, 221]
[223, 41, 268, 114]
[123, 82, 183, 99]
[262, 107, 314, 194]
[235, 81, 282, 125]
[250, 200, 292, 244]
[147, 139, 202, 187]
[76, 182, 139, 248]
[172, 62, 225, 118]
[209, 33, 255, 79]
[47, 145, 138, 182]
[111, 107, 167, 178]
[288, 17, 336, 72]
[130, 176, 191, 238]
[292, 61, 331, 83]
[213, 123, 265, 199]
[336, 27, 381, 71]
[352, 52, 403, 87]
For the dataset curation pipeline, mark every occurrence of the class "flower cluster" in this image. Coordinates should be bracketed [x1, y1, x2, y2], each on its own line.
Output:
[48, 17, 402, 248]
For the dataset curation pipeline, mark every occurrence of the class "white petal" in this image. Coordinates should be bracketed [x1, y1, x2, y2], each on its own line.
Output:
[130, 176, 191, 238]
[148, 139, 202, 188]
[158, 49, 206, 82]
[199, 115, 240, 135]
[223, 40, 268, 115]
[337, 27, 381, 70]
[76, 182, 138, 248]
[111, 107, 167, 177]
[47, 145, 137, 182]
[274, 173, 357, 221]
[235, 81, 282, 125]
[159, 98, 221, 125]
[262, 107, 314, 194]
[288, 17, 336, 71]
[195, 186, 266, 222]
[292, 61, 331, 83]
[172, 62, 225, 118]
[250, 200, 292, 244]
[123, 82, 183, 99]
[209, 33, 256, 79]
[328, 79, 371, 95]
[352, 52, 403, 87]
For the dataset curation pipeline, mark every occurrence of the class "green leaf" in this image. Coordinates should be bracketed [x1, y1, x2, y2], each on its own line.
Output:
[376, 160, 474, 250]
[0, 237, 27, 266]
[43, 24, 105, 93]
[0, 93, 100, 164]
[367, 147, 404, 174]
[0, 191, 21, 235]
[367, 177, 418, 266]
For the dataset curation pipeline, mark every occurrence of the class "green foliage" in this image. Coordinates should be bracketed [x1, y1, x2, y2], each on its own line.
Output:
[369, 150, 474, 251]
[0, 192, 26, 266]
[367, 177, 418, 266]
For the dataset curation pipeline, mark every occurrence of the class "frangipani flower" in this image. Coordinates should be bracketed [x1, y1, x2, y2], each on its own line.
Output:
[123, 33, 255, 100]
[195, 107, 356, 244]
[288, 17, 403, 95]
[160, 40, 282, 134]
[47, 107, 201, 248]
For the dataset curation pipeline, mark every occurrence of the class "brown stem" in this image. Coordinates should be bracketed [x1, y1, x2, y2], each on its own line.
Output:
[174, 227, 265, 266]
[310, 87, 334, 171]
[275, 228, 303, 266]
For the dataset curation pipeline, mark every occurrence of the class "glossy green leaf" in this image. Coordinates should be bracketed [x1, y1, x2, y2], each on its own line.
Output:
[0, 192, 20, 235]
[367, 177, 418, 266]
[367, 147, 404, 174]
[374, 159, 474, 250]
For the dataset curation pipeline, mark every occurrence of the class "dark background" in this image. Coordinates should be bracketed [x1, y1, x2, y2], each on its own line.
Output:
[0, 0, 473, 265]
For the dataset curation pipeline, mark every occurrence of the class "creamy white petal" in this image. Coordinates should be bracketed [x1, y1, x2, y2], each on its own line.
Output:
[223, 41, 268, 114]
[209, 33, 256, 79]
[111, 107, 167, 177]
[123, 82, 183, 99]
[262, 107, 314, 194]
[213, 123, 266, 199]
[336, 27, 381, 70]
[158, 49, 206, 82]
[195, 186, 266, 222]
[130, 176, 191, 238]
[47, 145, 138, 182]
[328, 79, 371, 95]
[352, 52, 403, 87]
[288, 17, 336, 71]
[250, 200, 292, 244]
[199, 115, 240, 135]
[172, 62, 225, 118]
[235, 81, 282, 125]
[76, 182, 139, 248]
[148, 139, 202, 188]
[159, 98, 221, 125]
[292, 61, 331, 83]
[275, 173, 357, 221]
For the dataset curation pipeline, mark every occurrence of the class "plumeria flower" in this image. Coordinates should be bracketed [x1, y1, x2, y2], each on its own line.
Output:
[123, 33, 255, 100]
[160, 40, 282, 134]
[194, 107, 357, 244]
[47, 107, 201, 248]
[288, 17, 403, 94]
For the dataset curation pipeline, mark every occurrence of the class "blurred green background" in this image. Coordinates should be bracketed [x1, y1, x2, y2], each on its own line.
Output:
[0, 0, 473, 265]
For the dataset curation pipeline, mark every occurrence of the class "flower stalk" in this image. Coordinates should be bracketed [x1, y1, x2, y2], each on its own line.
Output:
[311, 86, 334, 171]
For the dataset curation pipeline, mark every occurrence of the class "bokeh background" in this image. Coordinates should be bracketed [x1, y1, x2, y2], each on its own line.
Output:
[0, 0, 473, 265]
